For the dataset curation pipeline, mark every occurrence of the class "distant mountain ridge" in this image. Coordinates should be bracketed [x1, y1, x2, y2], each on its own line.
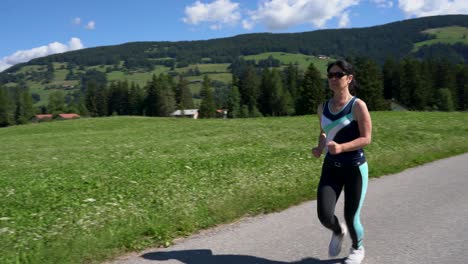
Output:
[1, 15, 467, 127]
[4, 14, 468, 74]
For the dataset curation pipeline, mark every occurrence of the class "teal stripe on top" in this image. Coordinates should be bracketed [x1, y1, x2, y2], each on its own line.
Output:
[323, 112, 354, 135]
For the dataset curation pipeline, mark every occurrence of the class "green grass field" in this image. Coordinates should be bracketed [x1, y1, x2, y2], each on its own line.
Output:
[243, 52, 334, 76]
[0, 112, 467, 263]
[175, 63, 231, 74]
[107, 66, 171, 87]
[414, 26, 468, 50]
[16, 65, 46, 74]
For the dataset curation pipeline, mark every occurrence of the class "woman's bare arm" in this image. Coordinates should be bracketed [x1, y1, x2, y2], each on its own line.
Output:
[312, 104, 327, 158]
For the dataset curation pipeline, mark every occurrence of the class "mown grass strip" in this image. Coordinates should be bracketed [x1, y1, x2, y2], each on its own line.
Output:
[0, 112, 467, 263]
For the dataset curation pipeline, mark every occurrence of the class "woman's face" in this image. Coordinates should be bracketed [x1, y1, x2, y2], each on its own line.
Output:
[328, 65, 353, 92]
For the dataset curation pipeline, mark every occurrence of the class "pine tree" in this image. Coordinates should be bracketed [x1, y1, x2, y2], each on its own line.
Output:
[176, 76, 194, 110]
[85, 81, 99, 117]
[435, 88, 455, 111]
[0, 88, 13, 127]
[399, 58, 418, 108]
[13, 89, 27, 125]
[155, 74, 176, 116]
[410, 60, 430, 110]
[354, 58, 388, 110]
[97, 85, 108, 116]
[382, 58, 399, 100]
[107, 82, 119, 115]
[199, 75, 216, 118]
[45, 62, 55, 83]
[419, 60, 437, 110]
[284, 63, 300, 102]
[22, 88, 35, 120]
[48, 91, 66, 113]
[249, 106, 263, 117]
[239, 65, 260, 115]
[433, 59, 457, 109]
[213, 86, 230, 110]
[81, 70, 108, 94]
[259, 68, 273, 116]
[296, 63, 324, 115]
[145, 75, 159, 117]
[239, 105, 249, 118]
[128, 83, 144, 115]
[85, 81, 107, 117]
[108, 81, 130, 115]
[118, 80, 130, 115]
[455, 64, 468, 111]
[270, 68, 293, 116]
[226, 85, 241, 118]
[76, 92, 90, 116]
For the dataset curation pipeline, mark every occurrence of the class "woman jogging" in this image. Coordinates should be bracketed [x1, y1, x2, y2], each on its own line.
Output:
[312, 60, 372, 264]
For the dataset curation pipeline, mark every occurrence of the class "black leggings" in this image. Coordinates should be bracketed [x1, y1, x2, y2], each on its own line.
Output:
[317, 162, 368, 249]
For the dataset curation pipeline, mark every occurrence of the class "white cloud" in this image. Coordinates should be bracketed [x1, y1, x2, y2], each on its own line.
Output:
[85, 21, 96, 30]
[398, 0, 468, 17]
[242, 19, 254, 30]
[338, 12, 351, 28]
[0, 61, 10, 73]
[371, 0, 394, 8]
[183, 0, 241, 29]
[68, 37, 85, 50]
[0, 38, 84, 72]
[247, 0, 360, 30]
[210, 24, 222, 30]
[73, 17, 81, 25]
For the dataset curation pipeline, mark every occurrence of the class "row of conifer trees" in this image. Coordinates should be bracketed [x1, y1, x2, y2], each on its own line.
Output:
[0, 57, 466, 127]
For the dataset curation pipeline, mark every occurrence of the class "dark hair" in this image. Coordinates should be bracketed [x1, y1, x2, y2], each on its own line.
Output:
[327, 60, 358, 95]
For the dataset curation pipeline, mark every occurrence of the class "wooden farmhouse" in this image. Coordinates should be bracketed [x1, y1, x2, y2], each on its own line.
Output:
[170, 109, 199, 119]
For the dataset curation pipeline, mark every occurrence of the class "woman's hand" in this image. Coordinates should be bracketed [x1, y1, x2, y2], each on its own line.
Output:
[312, 147, 323, 158]
[327, 141, 343, 155]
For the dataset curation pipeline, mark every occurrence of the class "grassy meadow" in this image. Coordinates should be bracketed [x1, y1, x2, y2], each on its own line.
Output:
[243, 52, 334, 76]
[1, 112, 467, 263]
[414, 26, 468, 50]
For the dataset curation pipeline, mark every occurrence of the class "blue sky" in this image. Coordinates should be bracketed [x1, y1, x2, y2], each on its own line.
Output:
[1, 0, 467, 71]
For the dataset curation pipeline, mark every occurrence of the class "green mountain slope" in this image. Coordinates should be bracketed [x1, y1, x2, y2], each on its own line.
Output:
[1, 52, 334, 106]
[0, 15, 467, 106]
[415, 26, 468, 48]
[4, 14, 467, 73]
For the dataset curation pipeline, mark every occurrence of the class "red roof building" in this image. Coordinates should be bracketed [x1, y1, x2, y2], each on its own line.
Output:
[57, 113, 80, 120]
[31, 114, 53, 122]
[36, 114, 53, 119]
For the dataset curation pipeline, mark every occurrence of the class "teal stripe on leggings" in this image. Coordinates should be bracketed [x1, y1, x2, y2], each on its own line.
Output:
[354, 162, 368, 248]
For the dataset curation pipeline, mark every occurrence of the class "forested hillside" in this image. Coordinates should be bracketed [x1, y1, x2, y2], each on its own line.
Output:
[0, 15, 467, 127]
[3, 14, 468, 74]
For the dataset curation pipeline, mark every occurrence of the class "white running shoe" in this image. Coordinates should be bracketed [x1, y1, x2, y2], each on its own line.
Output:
[328, 222, 347, 257]
[345, 246, 365, 264]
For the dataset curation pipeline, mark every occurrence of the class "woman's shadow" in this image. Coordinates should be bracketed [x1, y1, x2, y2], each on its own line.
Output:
[142, 249, 344, 264]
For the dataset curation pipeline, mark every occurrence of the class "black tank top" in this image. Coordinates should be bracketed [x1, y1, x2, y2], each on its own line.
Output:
[321, 96, 366, 166]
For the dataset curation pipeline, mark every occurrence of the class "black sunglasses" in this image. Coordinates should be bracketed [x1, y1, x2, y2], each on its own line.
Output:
[327, 72, 348, 79]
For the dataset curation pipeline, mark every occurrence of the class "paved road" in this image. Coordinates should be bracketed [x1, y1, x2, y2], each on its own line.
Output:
[109, 153, 468, 264]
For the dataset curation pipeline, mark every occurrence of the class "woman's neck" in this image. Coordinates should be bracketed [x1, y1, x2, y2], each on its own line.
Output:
[332, 90, 352, 103]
